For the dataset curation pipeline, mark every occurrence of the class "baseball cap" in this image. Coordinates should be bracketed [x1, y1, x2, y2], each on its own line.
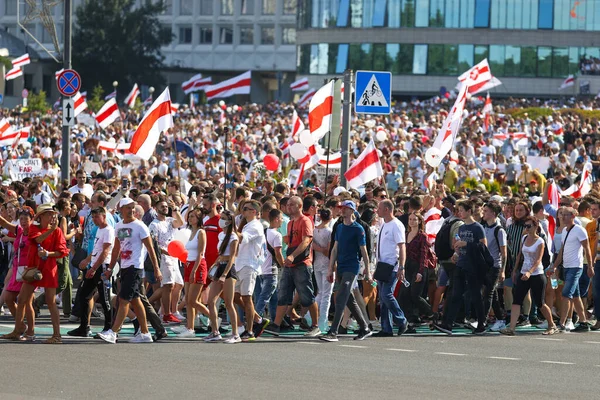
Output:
[119, 197, 136, 207]
[333, 186, 347, 196]
[490, 195, 504, 203]
[340, 200, 357, 212]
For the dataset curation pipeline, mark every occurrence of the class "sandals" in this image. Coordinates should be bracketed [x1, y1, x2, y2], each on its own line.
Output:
[1, 331, 22, 340]
[543, 326, 560, 336]
[44, 335, 62, 344]
[19, 334, 36, 342]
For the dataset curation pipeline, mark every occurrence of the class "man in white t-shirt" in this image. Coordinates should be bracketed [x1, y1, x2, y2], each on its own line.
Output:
[550, 207, 594, 332]
[68, 170, 94, 199]
[373, 199, 408, 337]
[98, 198, 161, 344]
[68, 207, 114, 338]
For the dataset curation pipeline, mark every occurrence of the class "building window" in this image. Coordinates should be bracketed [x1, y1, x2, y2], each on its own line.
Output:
[262, 0, 276, 14]
[538, 0, 553, 29]
[537, 46, 552, 77]
[552, 47, 569, 77]
[5, 80, 14, 97]
[458, 44, 474, 72]
[282, 28, 296, 44]
[474, 0, 490, 27]
[5, 0, 17, 15]
[180, 0, 193, 15]
[221, 0, 233, 15]
[241, 0, 254, 14]
[445, 0, 460, 28]
[459, 0, 474, 28]
[387, 0, 401, 27]
[415, 0, 429, 26]
[24, 74, 33, 90]
[363, 0, 374, 27]
[43, 75, 53, 95]
[220, 27, 233, 44]
[520, 46, 537, 76]
[504, 45, 521, 76]
[427, 44, 444, 74]
[240, 27, 254, 44]
[199, 27, 213, 44]
[474, 44, 488, 63]
[337, 0, 350, 27]
[413, 44, 427, 74]
[350, 0, 364, 27]
[401, 0, 416, 27]
[179, 27, 192, 44]
[489, 44, 505, 76]
[163, 0, 173, 14]
[298, 45, 310, 74]
[336, 44, 349, 73]
[261, 27, 275, 44]
[284, 0, 297, 14]
[200, 0, 213, 15]
[429, 0, 444, 27]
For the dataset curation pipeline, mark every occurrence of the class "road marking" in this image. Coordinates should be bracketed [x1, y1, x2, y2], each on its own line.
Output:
[435, 352, 467, 356]
[387, 348, 418, 353]
[534, 338, 565, 341]
[584, 341, 600, 344]
[540, 361, 575, 365]
[298, 341, 320, 345]
[339, 344, 367, 349]
[487, 356, 521, 361]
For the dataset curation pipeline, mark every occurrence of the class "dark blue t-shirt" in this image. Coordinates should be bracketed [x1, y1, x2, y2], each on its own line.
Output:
[456, 221, 486, 269]
[335, 221, 367, 275]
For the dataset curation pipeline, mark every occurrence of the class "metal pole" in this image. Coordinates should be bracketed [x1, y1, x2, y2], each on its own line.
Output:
[340, 69, 353, 187]
[223, 127, 229, 211]
[60, 0, 72, 182]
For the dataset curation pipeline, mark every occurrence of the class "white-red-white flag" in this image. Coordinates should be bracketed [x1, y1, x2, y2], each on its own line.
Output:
[73, 91, 88, 116]
[124, 84, 139, 108]
[99, 141, 131, 153]
[0, 118, 13, 138]
[458, 59, 492, 94]
[170, 103, 179, 115]
[318, 152, 342, 166]
[298, 88, 316, 108]
[423, 207, 444, 243]
[547, 181, 560, 242]
[292, 108, 304, 141]
[559, 75, 575, 90]
[182, 73, 203, 94]
[483, 93, 492, 131]
[425, 84, 468, 168]
[290, 77, 309, 92]
[95, 98, 120, 129]
[55, 69, 64, 80]
[205, 71, 251, 101]
[12, 126, 30, 149]
[129, 88, 173, 160]
[5, 66, 23, 81]
[11, 53, 30, 68]
[465, 76, 502, 95]
[0, 128, 20, 146]
[560, 163, 592, 199]
[105, 90, 116, 100]
[344, 140, 383, 189]
[308, 81, 334, 141]
[143, 95, 153, 107]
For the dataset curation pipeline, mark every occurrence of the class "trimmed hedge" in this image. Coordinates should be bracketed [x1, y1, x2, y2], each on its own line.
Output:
[505, 107, 600, 120]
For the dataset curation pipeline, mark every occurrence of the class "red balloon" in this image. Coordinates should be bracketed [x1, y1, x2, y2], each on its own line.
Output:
[167, 240, 188, 263]
[264, 154, 280, 171]
[220, 104, 227, 110]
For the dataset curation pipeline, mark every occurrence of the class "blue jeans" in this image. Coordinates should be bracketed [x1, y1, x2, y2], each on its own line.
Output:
[595, 261, 600, 319]
[378, 278, 407, 333]
[255, 274, 278, 318]
[579, 265, 591, 298]
[562, 268, 583, 299]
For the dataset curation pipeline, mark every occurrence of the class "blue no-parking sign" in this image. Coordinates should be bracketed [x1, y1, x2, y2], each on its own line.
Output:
[56, 69, 81, 97]
[354, 70, 392, 115]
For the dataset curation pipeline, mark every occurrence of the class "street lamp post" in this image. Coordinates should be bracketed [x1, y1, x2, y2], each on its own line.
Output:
[112, 81, 118, 98]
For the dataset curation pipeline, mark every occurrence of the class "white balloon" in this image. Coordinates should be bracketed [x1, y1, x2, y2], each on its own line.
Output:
[226, 106, 232, 113]
[290, 143, 309, 160]
[263, 124, 272, 134]
[425, 147, 442, 168]
[232, 105, 239, 112]
[364, 120, 376, 128]
[218, 100, 225, 106]
[173, 228, 191, 245]
[299, 130, 315, 146]
[376, 130, 387, 142]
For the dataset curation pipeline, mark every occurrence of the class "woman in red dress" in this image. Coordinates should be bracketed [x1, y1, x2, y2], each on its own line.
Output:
[1, 204, 69, 343]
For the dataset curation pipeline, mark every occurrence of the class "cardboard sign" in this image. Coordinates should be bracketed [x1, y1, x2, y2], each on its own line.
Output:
[6, 158, 43, 180]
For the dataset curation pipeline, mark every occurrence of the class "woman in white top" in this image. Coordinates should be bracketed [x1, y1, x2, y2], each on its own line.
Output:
[174, 209, 210, 338]
[204, 210, 241, 344]
[501, 217, 558, 335]
[312, 208, 333, 333]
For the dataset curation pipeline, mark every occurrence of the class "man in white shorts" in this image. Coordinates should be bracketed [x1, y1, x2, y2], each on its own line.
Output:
[149, 198, 185, 324]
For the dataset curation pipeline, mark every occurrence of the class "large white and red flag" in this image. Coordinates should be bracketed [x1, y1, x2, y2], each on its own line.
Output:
[11, 126, 30, 149]
[458, 59, 492, 94]
[344, 140, 383, 189]
[0, 128, 20, 146]
[290, 77, 309, 92]
[205, 71, 251, 101]
[129, 88, 173, 160]
[318, 152, 342, 167]
[423, 207, 444, 243]
[483, 93, 493, 131]
[559, 75, 575, 90]
[124, 84, 139, 108]
[291, 108, 304, 141]
[298, 88, 316, 108]
[11, 53, 30, 68]
[95, 98, 120, 129]
[425, 84, 469, 168]
[182, 73, 203, 94]
[308, 81, 334, 141]
[73, 91, 88, 116]
[0, 118, 13, 138]
[560, 163, 592, 199]
[5, 66, 23, 81]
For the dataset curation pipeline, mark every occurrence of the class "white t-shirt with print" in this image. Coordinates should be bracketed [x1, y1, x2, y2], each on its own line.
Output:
[115, 220, 150, 269]
[91, 226, 115, 266]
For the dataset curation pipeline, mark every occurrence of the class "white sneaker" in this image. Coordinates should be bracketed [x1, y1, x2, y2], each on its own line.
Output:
[238, 325, 245, 335]
[369, 320, 381, 330]
[130, 332, 153, 343]
[174, 311, 186, 321]
[98, 329, 117, 344]
[536, 320, 549, 330]
[489, 320, 506, 332]
[0, 305, 5, 315]
[566, 321, 576, 331]
[223, 335, 241, 344]
[176, 329, 196, 338]
[203, 332, 222, 342]
[170, 325, 188, 334]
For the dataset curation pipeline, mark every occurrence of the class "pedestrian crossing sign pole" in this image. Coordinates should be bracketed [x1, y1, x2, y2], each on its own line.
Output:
[354, 70, 392, 115]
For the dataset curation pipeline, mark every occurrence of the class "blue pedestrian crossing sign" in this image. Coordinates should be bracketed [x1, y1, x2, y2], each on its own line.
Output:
[354, 70, 392, 115]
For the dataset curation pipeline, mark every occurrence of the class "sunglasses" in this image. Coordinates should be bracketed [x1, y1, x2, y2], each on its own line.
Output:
[524, 224, 534, 229]
[378, 195, 388, 199]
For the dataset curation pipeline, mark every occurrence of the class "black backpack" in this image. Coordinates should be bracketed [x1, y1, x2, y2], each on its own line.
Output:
[434, 217, 461, 261]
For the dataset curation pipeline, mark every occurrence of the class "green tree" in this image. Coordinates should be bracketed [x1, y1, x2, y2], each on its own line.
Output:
[72, 0, 172, 98]
[27, 90, 50, 113]
[87, 84, 105, 112]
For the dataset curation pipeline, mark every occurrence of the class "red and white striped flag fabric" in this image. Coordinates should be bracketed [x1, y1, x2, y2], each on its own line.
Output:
[124, 84, 139, 108]
[143, 95, 153, 107]
[182, 73, 203, 94]
[0, 128, 20, 146]
[552, 122, 564, 135]
[11, 53, 30, 68]
[318, 152, 342, 166]
[423, 207, 444, 243]
[170, 103, 179, 115]
[344, 140, 383, 189]
[547, 181, 560, 242]
[95, 98, 120, 129]
[5, 66, 23, 81]
[290, 77, 309, 92]
[483, 93, 492, 131]
[105, 90, 116, 100]
[468, 76, 502, 95]
[205, 71, 251, 101]
[425, 84, 468, 168]
[560, 163, 592, 199]
[12, 126, 30, 149]
[129, 88, 173, 160]
[192, 76, 212, 92]
[99, 141, 131, 152]
[73, 91, 88, 116]
[0, 118, 13, 138]
[308, 81, 334, 141]
[458, 59, 492, 94]
[559, 75, 575, 90]
[292, 108, 304, 141]
[55, 69, 64, 80]
[298, 88, 316, 108]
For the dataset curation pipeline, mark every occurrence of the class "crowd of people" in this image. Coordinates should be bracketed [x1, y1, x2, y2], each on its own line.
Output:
[0, 94, 599, 344]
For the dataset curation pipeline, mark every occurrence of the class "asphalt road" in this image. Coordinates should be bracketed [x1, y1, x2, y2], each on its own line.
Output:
[1, 314, 600, 400]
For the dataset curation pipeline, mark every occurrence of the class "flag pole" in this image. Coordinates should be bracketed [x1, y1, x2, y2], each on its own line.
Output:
[340, 69, 353, 188]
[223, 126, 229, 211]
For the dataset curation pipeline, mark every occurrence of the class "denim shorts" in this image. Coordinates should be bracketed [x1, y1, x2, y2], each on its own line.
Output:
[562, 267, 583, 299]
[436, 267, 449, 287]
[277, 264, 315, 307]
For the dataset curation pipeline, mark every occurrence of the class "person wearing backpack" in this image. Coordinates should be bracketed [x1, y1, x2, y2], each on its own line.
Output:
[482, 201, 508, 332]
